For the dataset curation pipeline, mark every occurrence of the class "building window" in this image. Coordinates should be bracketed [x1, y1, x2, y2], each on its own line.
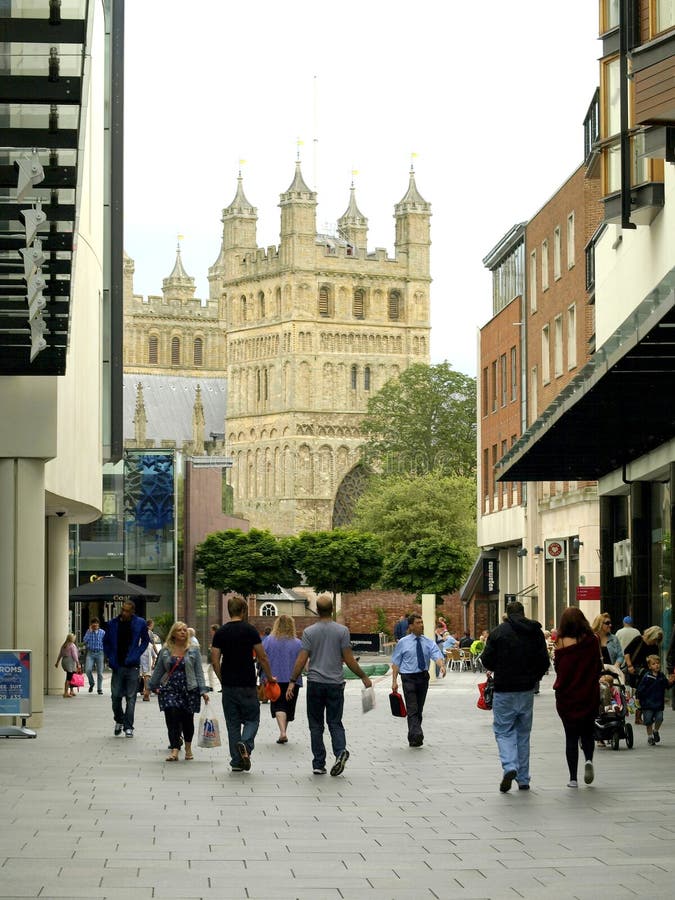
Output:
[510, 346, 517, 402]
[655, 0, 675, 34]
[483, 447, 489, 508]
[350, 364, 357, 390]
[353, 288, 365, 319]
[388, 290, 401, 320]
[171, 336, 181, 366]
[541, 240, 549, 291]
[541, 325, 550, 384]
[553, 227, 561, 280]
[258, 291, 265, 319]
[567, 304, 577, 369]
[482, 366, 488, 417]
[500, 353, 507, 407]
[240, 295, 247, 322]
[554, 315, 563, 377]
[529, 250, 537, 312]
[602, 0, 620, 31]
[319, 284, 330, 317]
[260, 602, 277, 616]
[263, 367, 269, 402]
[567, 213, 575, 269]
[491, 360, 497, 413]
[193, 337, 203, 367]
[364, 366, 371, 391]
[148, 335, 158, 365]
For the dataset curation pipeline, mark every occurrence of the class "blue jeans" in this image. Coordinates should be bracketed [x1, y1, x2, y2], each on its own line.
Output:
[85, 650, 105, 692]
[221, 686, 260, 767]
[306, 681, 346, 769]
[111, 665, 140, 730]
[492, 690, 535, 785]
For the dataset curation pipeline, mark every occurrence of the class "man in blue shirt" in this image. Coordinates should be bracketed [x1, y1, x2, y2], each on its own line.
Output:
[391, 614, 446, 747]
[393, 615, 409, 642]
[83, 618, 105, 694]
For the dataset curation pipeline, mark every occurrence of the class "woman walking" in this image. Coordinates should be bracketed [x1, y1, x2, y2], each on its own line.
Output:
[149, 621, 209, 761]
[553, 607, 602, 788]
[591, 613, 623, 667]
[261, 615, 302, 744]
[624, 626, 664, 686]
[55, 633, 80, 698]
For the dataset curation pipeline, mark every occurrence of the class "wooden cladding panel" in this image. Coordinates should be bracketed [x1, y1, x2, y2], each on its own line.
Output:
[634, 54, 675, 123]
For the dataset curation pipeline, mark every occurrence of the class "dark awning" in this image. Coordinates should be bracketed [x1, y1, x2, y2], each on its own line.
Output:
[69, 576, 160, 603]
[497, 266, 675, 482]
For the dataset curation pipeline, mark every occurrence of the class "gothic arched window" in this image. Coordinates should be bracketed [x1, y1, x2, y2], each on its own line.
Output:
[260, 602, 277, 616]
[364, 366, 371, 391]
[350, 364, 357, 390]
[258, 291, 265, 319]
[353, 288, 365, 319]
[388, 290, 401, 320]
[148, 335, 158, 365]
[319, 284, 331, 317]
[193, 337, 203, 367]
[171, 336, 180, 366]
[241, 295, 247, 322]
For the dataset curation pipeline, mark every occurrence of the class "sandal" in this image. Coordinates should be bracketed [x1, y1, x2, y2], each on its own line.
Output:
[165, 751, 179, 762]
[185, 751, 194, 760]
[276, 737, 288, 744]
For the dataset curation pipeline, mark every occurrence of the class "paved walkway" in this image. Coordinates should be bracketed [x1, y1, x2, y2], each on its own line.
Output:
[2, 663, 675, 899]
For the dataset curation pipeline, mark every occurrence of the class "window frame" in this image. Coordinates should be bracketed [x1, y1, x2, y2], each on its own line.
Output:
[541, 325, 550, 384]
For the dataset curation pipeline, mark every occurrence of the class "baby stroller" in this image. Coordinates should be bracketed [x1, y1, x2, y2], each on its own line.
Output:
[594, 665, 634, 751]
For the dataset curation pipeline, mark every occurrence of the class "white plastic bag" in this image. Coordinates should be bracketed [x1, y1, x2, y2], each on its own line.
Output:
[361, 686, 376, 714]
[197, 710, 221, 748]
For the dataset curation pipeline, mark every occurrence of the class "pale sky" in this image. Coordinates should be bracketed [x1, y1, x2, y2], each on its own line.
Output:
[124, 1, 600, 377]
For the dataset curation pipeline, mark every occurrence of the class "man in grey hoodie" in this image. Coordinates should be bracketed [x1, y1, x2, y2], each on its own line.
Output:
[481, 600, 550, 793]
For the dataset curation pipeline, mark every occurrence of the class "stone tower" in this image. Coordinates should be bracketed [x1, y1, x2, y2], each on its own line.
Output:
[209, 162, 432, 535]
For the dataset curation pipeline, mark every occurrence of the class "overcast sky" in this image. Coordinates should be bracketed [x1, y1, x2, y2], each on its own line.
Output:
[124, 1, 600, 377]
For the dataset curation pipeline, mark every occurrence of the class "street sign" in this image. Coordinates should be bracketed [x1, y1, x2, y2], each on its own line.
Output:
[545, 539, 566, 561]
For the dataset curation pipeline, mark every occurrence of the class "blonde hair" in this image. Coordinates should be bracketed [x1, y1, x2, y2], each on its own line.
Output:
[591, 612, 611, 634]
[271, 614, 296, 639]
[643, 626, 663, 644]
[165, 621, 189, 651]
[646, 654, 661, 666]
[63, 633, 76, 646]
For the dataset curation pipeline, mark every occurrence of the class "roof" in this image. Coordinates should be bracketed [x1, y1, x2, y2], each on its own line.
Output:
[497, 265, 675, 482]
[123, 374, 227, 445]
[395, 167, 430, 214]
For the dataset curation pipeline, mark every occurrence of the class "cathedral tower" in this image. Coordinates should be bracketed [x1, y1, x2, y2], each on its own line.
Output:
[213, 161, 432, 535]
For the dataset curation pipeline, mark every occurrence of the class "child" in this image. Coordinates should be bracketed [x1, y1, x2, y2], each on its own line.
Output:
[599, 674, 622, 713]
[636, 655, 675, 745]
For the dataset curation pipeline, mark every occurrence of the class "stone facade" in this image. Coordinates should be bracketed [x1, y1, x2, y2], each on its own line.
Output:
[124, 162, 432, 535]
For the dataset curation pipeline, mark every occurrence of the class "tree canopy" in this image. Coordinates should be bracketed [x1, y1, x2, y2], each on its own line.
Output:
[286, 529, 383, 601]
[352, 472, 476, 557]
[359, 362, 476, 478]
[380, 536, 473, 598]
[194, 528, 295, 597]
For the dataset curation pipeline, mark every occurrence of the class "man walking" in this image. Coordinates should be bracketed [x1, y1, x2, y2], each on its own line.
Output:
[394, 614, 409, 642]
[210, 596, 276, 773]
[287, 594, 372, 776]
[83, 617, 105, 694]
[391, 614, 446, 748]
[102, 600, 149, 737]
[616, 615, 640, 651]
[481, 600, 550, 792]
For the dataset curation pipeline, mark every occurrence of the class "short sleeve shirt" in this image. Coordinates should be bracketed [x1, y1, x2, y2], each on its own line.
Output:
[301, 620, 350, 684]
[212, 621, 261, 687]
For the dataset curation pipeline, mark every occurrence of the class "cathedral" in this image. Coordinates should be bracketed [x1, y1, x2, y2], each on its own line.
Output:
[124, 161, 431, 535]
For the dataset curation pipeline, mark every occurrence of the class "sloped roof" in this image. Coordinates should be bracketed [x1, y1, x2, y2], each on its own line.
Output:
[123, 374, 227, 445]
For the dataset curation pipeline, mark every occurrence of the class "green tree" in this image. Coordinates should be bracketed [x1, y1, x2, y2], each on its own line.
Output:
[287, 530, 383, 607]
[194, 528, 294, 597]
[352, 472, 476, 558]
[360, 362, 476, 477]
[380, 536, 473, 599]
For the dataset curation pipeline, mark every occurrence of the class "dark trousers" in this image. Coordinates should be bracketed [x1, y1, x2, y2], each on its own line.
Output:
[111, 665, 139, 730]
[164, 707, 195, 750]
[563, 716, 595, 781]
[221, 685, 260, 766]
[306, 681, 346, 768]
[401, 671, 430, 743]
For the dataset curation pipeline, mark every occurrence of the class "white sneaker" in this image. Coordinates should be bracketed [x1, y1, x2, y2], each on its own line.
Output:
[566, 780, 578, 788]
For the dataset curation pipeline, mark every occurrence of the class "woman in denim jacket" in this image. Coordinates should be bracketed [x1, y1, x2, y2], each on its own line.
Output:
[150, 622, 209, 761]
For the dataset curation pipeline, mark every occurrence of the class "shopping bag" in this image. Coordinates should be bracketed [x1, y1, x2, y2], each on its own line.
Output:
[71, 672, 85, 688]
[197, 711, 221, 748]
[477, 674, 494, 710]
[389, 690, 407, 717]
[361, 686, 376, 713]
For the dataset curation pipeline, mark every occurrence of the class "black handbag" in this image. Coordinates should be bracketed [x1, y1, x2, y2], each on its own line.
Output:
[389, 690, 407, 717]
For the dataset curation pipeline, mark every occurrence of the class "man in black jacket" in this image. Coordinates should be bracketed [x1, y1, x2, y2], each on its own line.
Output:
[481, 600, 550, 793]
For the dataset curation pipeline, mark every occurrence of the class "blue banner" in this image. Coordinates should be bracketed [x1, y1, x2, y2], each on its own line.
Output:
[0, 650, 31, 716]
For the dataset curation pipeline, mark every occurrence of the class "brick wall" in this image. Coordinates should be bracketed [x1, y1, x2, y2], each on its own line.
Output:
[340, 589, 464, 637]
